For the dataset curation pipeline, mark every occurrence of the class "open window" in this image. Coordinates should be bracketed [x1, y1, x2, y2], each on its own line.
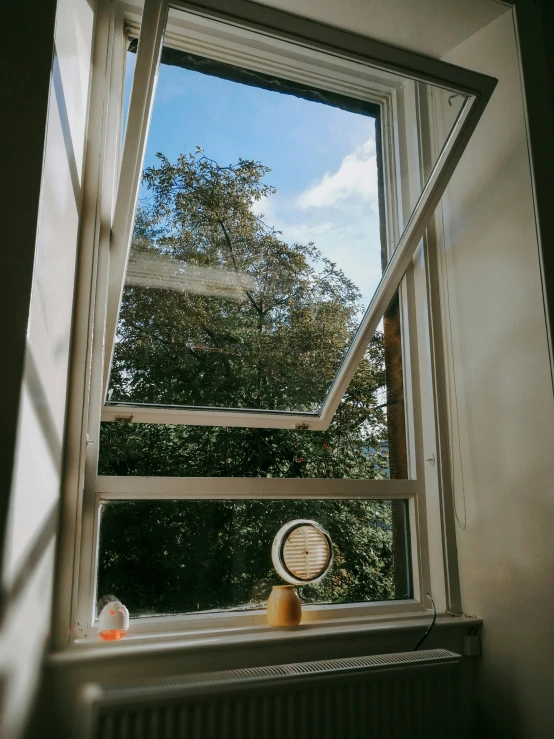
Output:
[102, 0, 495, 431]
[67, 0, 496, 641]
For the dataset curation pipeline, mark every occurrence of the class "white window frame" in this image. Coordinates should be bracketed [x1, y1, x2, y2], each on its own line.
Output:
[100, 0, 495, 432]
[54, 0, 495, 648]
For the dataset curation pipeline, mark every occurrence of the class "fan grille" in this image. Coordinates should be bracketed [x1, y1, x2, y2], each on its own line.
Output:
[282, 524, 330, 581]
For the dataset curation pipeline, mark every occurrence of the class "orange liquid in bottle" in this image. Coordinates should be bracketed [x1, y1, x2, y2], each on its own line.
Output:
[99, 629, 128, 641]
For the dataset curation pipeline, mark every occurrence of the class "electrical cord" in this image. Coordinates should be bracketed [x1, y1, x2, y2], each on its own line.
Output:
[413, 594, 436, 651]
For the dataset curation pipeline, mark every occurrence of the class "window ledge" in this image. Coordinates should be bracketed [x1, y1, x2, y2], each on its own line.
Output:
[48, 612, 480, 666]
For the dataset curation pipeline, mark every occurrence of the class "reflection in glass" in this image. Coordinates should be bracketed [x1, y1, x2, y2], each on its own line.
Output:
[97, 499, 412, 617]
[126, 250, 256, 300]
[395, 87, 466, 235]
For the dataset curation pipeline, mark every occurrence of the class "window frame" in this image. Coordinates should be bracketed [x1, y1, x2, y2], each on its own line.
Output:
[101, 0, 495, 432]
[87, 478, 420, 640]
[54, 0, 494, 648]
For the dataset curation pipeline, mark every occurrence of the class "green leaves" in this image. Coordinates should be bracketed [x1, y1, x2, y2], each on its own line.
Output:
[97, 499, 398, 616]
[110, 148, 365, 413]
[98, 149, 402, 616]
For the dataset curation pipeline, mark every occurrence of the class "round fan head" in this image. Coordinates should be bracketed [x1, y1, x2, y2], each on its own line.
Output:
[272, 519, 333, 585]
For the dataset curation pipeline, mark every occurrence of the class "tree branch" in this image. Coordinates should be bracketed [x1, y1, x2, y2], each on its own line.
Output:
[217, 219, 262, 315]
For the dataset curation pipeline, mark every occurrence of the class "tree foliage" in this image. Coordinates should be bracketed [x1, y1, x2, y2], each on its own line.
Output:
[98, 499, 397, 615]
[98, 150, 405, 616]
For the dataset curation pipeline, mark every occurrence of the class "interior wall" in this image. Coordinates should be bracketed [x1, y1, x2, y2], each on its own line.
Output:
[437, 11, 554, 738]
[252, 0, 507, 58]
[513, 0, 554, 383]
[0, 0, 96, 736]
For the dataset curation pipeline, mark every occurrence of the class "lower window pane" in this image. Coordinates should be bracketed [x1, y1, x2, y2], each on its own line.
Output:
[97, 499, 412, 618]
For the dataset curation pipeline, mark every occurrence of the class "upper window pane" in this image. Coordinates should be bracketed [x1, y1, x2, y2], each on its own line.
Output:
[108, 44, 381, 414]
[106, 8, 471, 425]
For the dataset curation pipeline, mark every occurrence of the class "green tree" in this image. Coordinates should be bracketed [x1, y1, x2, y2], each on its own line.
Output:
[98, 150, 408, 616]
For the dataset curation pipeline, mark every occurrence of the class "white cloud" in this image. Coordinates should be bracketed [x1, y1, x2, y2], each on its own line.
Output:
[251, 138, 384, 313]
[298, 139, 378, 209]
[278, 217, 382, 305]
[251, 194, 270, 219]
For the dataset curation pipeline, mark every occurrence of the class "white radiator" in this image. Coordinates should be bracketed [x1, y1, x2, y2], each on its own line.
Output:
[79, 649, 465, 738]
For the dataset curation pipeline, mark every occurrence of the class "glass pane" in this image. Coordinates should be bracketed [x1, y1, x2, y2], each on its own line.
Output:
[393, 87, 467, 239]
[99, 294, 406, 479]
[108, 43, 380, 413]
[97, 499, 412, 617]
[107, 9, 469, 420]
[121, 44, 137, 146]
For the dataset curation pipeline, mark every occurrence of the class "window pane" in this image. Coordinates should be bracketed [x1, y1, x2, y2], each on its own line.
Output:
[108, 43, 382, 414]
[97, 499, 412, 617]
[107, 10, 471, 423]
[394, 87, 466, 235]
[99, 292, 407, 479]
[121, 46, 136, 146]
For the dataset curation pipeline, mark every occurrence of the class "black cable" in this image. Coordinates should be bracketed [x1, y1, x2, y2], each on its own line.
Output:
[413, 594, 436, 651]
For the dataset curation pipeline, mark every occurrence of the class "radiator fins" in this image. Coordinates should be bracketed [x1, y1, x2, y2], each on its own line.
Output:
[81, 649, 465, 739]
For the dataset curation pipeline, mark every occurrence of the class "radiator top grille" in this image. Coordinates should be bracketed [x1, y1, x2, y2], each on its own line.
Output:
[95, 649, 458, 705]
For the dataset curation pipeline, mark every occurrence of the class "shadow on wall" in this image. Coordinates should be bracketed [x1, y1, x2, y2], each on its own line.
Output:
[2, 340, 63, 622]
[1, 342, 64, 739]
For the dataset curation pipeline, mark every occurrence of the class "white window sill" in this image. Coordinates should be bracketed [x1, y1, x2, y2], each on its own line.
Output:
[49, 611, 480, 665]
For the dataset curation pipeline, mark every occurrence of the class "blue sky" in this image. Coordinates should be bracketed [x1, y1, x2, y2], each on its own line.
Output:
[125, 53, 383, 310]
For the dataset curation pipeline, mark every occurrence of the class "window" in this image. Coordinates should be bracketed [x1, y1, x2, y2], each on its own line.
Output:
[66, 0, 495, 642]
[97, 499, 412, 617]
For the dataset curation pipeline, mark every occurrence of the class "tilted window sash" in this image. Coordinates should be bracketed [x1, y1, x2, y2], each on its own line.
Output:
[101, 0, 496, 431]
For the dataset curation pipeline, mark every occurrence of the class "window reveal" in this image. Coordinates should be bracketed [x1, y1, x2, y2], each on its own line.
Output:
[65, 0, 497, 642]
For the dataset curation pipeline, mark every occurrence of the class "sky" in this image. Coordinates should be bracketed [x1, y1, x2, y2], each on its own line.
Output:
[124, 51, 384, 312]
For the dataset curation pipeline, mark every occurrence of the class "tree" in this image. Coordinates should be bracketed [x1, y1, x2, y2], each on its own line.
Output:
[97, 150, 407, 616]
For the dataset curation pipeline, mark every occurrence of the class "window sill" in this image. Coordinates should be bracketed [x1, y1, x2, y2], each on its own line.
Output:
[48, 611, 480, 665]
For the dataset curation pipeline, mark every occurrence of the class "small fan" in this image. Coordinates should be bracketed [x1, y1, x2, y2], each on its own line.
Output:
[271, 519, 333, 586]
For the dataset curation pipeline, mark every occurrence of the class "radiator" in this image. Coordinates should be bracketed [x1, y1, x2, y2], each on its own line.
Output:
[79, 649, 465, 739]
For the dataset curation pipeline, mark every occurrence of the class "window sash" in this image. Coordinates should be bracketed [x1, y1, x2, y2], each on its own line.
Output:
[94, 475, 418, 499]
[101, 0, 495, 431]
[86, 482, 421, 638]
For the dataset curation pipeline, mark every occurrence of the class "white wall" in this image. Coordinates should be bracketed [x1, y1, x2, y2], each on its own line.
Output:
[253, 0, 506, 57]
[0, 0, 96, 736]
[438, 11, 554, 738]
